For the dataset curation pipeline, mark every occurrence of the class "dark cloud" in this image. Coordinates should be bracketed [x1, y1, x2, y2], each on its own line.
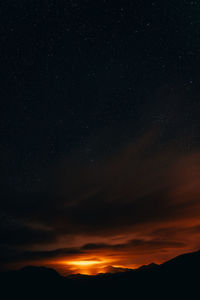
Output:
[0, 132, 200, 271]
[0, 247, 83, 264]
[82, 239, 185, 251]
[0, 225, 56, 247]
[0, 237, 185, 270]
[0, 211, 57, 247]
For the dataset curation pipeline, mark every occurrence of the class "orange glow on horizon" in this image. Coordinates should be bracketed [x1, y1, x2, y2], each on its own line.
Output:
[58, 256, 117, 275]
[66, 259, 106, 266]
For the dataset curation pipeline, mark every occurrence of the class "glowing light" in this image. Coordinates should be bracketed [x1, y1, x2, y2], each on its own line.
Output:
[67, 260, 104, 266]
[57, 256, 115, 275]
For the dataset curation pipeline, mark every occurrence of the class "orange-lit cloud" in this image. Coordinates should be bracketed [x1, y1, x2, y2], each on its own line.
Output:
[1, 131, 200, 275]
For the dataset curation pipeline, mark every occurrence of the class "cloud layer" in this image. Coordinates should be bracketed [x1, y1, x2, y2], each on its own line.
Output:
[1, 130, 200, 274]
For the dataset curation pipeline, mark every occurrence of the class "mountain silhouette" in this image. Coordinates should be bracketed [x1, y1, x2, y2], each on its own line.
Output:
[137, 262, 159, 271]
[1, 250, 199, 299]
[100, 265, 132, 274]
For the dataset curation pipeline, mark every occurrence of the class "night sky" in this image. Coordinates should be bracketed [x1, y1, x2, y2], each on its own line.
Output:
[1, 0, 200, 275]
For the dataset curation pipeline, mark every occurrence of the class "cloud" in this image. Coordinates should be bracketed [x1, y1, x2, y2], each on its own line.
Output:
[0, 130, 200, 272]
[0, 237, 186, 271]
[82, 238, 185, 252]
[0, 219, 57, 247]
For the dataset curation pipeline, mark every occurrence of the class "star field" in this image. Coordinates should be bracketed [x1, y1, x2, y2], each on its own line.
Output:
[0, 0, 200, 274]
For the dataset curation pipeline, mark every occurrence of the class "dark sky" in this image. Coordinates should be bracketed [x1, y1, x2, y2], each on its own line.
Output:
[0, 0, 200, 275]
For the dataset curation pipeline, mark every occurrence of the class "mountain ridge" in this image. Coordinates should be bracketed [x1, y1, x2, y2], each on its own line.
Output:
[1, 249, 199, 299]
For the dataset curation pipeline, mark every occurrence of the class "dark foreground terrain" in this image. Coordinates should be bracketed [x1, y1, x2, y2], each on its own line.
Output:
[1, 250, 199, 299]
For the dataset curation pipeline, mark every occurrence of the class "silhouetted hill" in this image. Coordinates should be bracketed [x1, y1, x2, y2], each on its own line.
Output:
[161, 249, 200, 271]
[137, 262, 159, 271]
[20, 266, 61, 278]
[100, 265, 132, 274]
[1, 250, 199, 299]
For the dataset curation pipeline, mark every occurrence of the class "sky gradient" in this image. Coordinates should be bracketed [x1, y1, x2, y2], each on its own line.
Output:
[0, 0, 200, 275]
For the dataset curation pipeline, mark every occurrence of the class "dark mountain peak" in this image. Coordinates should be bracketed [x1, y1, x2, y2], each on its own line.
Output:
[161, 249, 200, 271]
[20, 265, 60, 277]
[137, 262, 159, 271]
[17, 265, 62, 284]
[1, 250, 200, 299]
[101, 265, 133, 274]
